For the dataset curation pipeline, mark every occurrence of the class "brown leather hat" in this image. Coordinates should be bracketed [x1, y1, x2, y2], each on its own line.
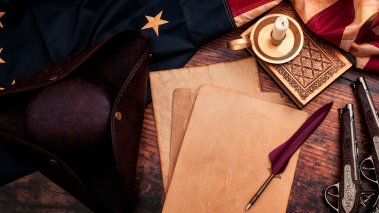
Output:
[0, 30, 150, 212]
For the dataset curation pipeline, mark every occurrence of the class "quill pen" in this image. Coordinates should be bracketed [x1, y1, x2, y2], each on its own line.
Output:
[245, 102, 333, 211]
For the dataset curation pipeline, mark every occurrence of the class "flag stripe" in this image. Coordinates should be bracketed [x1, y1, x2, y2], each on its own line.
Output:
[291, 0, 338, 23]
[356, 14, 379, 46]
[306, 0, 355, 47]
[227, 0, 274, 17]
[355, 56, 371, 69]
[233, 0, 282, 27]
[364, 56, 379, 73]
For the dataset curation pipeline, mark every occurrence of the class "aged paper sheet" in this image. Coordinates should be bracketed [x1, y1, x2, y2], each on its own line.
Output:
[167, 88, 285, 191]
[163, 85, 308, 213]
[149, 58, 261, 191]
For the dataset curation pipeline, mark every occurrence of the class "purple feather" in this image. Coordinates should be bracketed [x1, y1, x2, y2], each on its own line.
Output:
[269, 102, 333, 175]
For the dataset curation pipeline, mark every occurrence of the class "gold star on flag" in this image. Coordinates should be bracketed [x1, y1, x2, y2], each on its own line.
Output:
[0, 48, 5, 64]
[141, 11, 169, 36]
[0, 12, 5, 28]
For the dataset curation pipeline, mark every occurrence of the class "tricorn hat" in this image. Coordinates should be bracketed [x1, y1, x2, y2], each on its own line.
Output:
[0, 30, 150, 212]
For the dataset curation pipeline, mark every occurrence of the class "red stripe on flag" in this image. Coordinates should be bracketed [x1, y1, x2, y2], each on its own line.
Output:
[364, 56, 379, 73]
[306, 0, 355, 46]
[227, 0, 273, 17]
[356, 14, 379, 48]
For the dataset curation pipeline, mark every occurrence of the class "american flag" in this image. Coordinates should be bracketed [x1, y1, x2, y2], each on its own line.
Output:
[1, 0, 377, 88]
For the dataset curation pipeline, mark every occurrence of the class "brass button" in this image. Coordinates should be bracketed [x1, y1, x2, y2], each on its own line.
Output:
[115, 112, 122, 121]
[49, 75, 58, 81]
[49, 159, 57, 165]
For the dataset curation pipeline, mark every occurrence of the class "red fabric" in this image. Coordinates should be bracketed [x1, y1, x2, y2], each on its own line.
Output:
[364, 56, 379, 73]
[227, 0, 273, 16]
[306, 0, 355, 46]
[294, 0, 379, 72]
[356, 15, 379, 48]
[227, 0, 379, 72]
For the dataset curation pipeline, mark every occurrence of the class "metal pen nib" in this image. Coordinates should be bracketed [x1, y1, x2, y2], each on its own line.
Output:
[245, 174, 275, 211]
[245, 203, 252, 212]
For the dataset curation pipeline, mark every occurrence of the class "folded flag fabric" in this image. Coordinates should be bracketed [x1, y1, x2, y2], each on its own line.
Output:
[0, 0, 281, 88]
[292, 0, 379, 73]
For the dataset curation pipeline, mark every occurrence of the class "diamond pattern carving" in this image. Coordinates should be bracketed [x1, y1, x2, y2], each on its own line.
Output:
[283, 35, 334, 88]
[261, 2, 350, 107]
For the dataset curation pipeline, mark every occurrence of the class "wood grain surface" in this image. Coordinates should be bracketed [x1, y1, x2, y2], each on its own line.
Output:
[0, 26, 379, 212]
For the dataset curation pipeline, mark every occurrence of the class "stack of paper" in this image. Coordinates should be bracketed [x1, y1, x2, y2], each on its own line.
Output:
[150, 57, 261, 192]
[167, 88, 286, 187]
[149, 58, 308, 212]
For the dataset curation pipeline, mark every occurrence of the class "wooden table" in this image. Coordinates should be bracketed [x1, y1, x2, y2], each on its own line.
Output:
[0, 27, 379, 212]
